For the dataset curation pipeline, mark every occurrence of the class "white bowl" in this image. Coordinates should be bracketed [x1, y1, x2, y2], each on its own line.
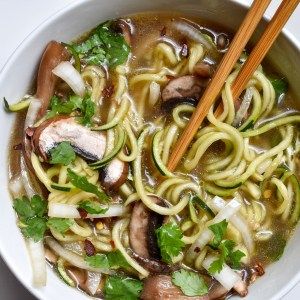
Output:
[0, 0, 299, 299]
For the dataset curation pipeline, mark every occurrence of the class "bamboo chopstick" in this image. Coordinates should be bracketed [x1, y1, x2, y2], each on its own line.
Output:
[214, 0, 300, 117]
[167, 0, 298, 171]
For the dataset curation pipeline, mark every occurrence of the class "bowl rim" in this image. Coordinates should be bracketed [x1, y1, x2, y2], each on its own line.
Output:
[0, 0, 300, 299]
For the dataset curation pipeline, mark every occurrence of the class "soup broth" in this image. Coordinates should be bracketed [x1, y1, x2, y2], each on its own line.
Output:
[6, 12, 300, 299]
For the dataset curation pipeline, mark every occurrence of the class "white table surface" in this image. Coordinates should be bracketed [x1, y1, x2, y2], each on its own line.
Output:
[0, 0, 299, 299]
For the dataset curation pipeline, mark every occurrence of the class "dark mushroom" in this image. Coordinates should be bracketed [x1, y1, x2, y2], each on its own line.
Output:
[129, 197, 164, 259]
[193, 62, 214, 78]
[216, 33, 230, 52]
[35, 41, 70, 119]
[31, 116, 106, 162]
[66, 267, 87, 288]
[116, 19, 132, 46]
[101, 158, 129, 191]
[141, 275, 210, 300]
[161, 75, 209, 111]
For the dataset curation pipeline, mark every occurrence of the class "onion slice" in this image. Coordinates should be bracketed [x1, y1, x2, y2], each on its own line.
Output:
[45, 237, 113, 274]
[24, 98, 42, 128]
[27, 240, 47, 287]
[209, 196, 254, 253]
[86, 271, 101, 295]
[52, 61, 85, 97]
[202, 255, 241, 290]
[48, 203, 127, 219]
[187, 198, 241, 260]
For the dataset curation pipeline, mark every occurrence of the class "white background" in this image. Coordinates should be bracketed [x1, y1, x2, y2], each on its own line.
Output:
[0, 0, 299, 299]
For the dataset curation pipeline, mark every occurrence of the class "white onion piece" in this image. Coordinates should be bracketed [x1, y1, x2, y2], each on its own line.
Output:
[24, 98, 41, 128]
[8, 176, 23, 197]
[52, 61, 85, 97]
[48, 203, 127, 218]
[62, 241, 84, 255]
[203, 255, 241, 290]
[173, 21, 214, 50]
[27, 240, 47, 287]
[209, 196, 254, 253]
[148, 81, 161, 106]
[86, 271, 101, 295]
[20, 155, 36, 198]
[45, 237, 113, 274]
[233, 87, 253, 127]
[187, 198, 241, 260]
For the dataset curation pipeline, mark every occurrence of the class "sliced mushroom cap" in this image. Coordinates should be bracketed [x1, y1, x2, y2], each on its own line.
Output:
[101, 158, 129, 191]
[161, 75, 208, 110]
[129, 197, 164, 259]
[141, 275, 210, 300]
[32, 116, 106, 162]
[35, 41, 70, 119]
[116, 19, 132, 46]
[193, 62, 214, 78]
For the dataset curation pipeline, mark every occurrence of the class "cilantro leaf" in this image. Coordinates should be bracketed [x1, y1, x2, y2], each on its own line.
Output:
[107, 250, 130, 269]
[47, 218, 74, 234]
[78, 200, 108, 214]
[67, 168, 109, 202]
[85, 250, 130, 270]
[104, 275, 143, 300]
[21, 216, 47, 242]
[172, 269, 208, 297]
[49, 141, 76, 165]
[269, 77, 288, 102]
[156, 222, 185, 263]
[208, 240, 245, 274]
[13, 195, 47, 242]
[85, 253, 110, 269]
[80, 96, 95, 126]
[208, 219, 228, 248]
[73, 21, 130, 68]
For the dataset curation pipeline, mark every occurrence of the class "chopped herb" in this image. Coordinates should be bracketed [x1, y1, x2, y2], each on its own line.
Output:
[104, 275, 143, 300]
[172, 269, 208, 297]
[78, 200, 108, 214]
[49, 141, 76, 165]
[13, 195, 47, 242]
[67, 168, 109, 202]
[85, 250, 130, 270]
[107, 250, 130, 269]
[80, 96, 95, 126]
[156, 222, 185, 263]
[269, 77, 288, 103]
[73, 21, 130, 68]
[208, 219, 228, 248]
[85, 253, 110, 269]
[208, 240, 245, 274]
[47, 218, 74, 234]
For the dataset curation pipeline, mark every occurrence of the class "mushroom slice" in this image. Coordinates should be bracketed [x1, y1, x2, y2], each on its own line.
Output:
[141, 275, 209, 300]
[129, 197, 164, 259]
[101, 158, 129, 191]
[161, 75, 208, 110]
[116, 19, 133, 46]
[32, 116, 106, 162]
[193, 62, 214, 78]
[35, 41, 70, 119]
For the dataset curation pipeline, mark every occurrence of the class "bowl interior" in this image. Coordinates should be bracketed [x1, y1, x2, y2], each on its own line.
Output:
[0, 0, 299, 299]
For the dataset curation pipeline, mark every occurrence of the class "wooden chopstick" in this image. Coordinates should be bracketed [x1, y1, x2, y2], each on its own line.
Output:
[167, 0, 297, 171]
[214, 0, 300, 117]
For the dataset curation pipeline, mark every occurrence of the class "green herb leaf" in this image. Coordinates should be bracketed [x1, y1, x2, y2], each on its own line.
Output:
[49, 141, 76, 165]
[208, 219, 228, 248]
[104, 275, 143, 300]
[21, 216, 47, 242]
[208, 256, 224, 274]
[107, 250, 130, 269]
[47, 218, 74, 234]
[229, 249, 246, 269]
[156, 222, 185, 263]
[78, 200, 108, 214]
[67, 168, 109, 202]
[80, 96, 95, 126]
[269, 77, 288, 102]
[73, 21, 130, 68]
[13, 195, 47, 242]
[172, 269, 208, 297]
[85, 253, 110, 269]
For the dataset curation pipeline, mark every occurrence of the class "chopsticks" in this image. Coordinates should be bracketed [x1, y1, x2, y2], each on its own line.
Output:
[167, 0, 299, 171]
